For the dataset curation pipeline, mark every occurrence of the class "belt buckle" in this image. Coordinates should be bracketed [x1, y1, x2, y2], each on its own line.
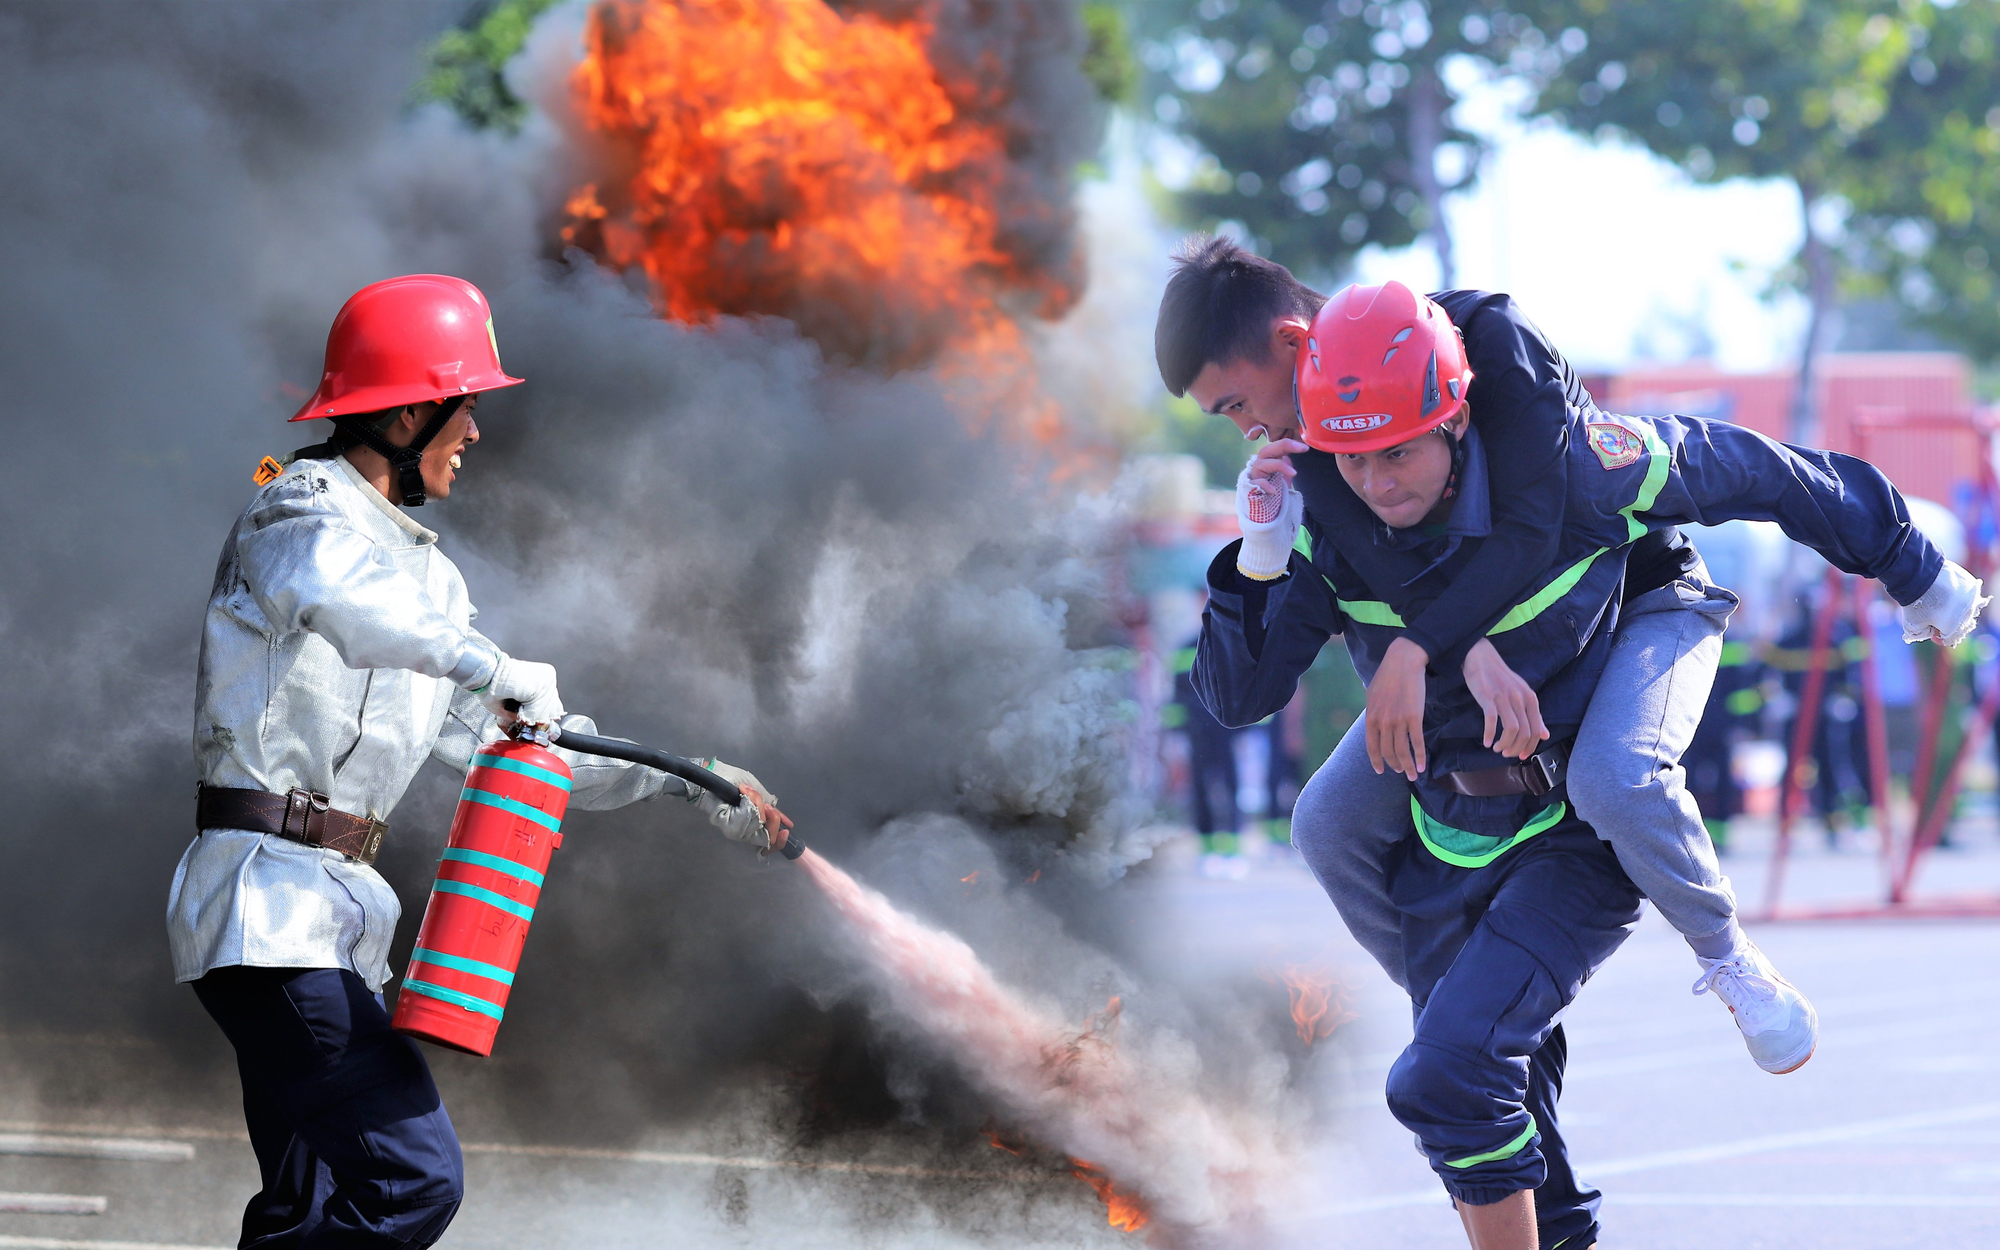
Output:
[358, 820, 388, 866]
[1522, 752, 1558, 797]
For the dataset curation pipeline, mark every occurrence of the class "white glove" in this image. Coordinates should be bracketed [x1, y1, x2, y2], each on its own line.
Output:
[1235, 454, 1302, 581]
[688, 759, 778, 849]
[1900, 559, 1989, 647]
[478, 656, 565, 725]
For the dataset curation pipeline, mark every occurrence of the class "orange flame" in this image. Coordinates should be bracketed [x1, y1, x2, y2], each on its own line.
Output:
[565, 0, 1078, 374]
[960, 870, 980, 884]
[1070, 1158, 1151, 1232]
[1279, 965, 1355, 1045]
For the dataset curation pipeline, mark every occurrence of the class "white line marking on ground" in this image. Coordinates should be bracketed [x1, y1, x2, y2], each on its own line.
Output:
[1612, 1192, 2000, 1208]
[0, 1119, 1047, 1183]
[0, 1238, 228, 1250]
[0, 1123, 243, 1145]
[0, 1193, 106, 1214]
[1586, 1100, 2000, 1178]
[1568, 1009, 1999, 1080]
[1312, 1101, 2000, 1213]
[0, 1135, 194, 1162]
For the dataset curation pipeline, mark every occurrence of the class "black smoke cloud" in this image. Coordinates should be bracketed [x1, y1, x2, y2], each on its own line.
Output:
[0, 0, 1248, 1166]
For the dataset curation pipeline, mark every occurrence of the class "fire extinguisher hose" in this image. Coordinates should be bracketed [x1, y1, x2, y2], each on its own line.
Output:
[546, 725, 807, 860]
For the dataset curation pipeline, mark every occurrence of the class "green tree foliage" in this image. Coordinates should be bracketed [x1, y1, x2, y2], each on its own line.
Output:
[1134, 1, 1562, 284]
[416, 0, 562, 132]
[1083, 2, 1140, 104]
[1513, 0, 1989, 431]
[1838, 2, 2000, 362]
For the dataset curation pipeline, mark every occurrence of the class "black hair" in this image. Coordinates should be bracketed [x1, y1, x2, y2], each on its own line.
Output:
[1153, 236, 1326, 397]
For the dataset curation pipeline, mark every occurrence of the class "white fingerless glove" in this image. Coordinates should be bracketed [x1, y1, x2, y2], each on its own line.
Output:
[688, 759, 776, 849]
[1235, 455, 1302, 581]
[477, 655, 565, 725]
[1900, 559, 1989, 647]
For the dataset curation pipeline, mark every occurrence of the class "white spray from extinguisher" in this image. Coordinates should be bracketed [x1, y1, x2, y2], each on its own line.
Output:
[792, 847, 1277, 1239]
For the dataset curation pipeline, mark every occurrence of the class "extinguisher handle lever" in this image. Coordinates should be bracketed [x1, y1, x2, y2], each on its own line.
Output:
[547, 726, 744, 805]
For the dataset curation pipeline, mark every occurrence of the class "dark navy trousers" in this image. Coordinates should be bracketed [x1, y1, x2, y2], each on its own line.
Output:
[192, 966, 464, 1248]
[1385, 823, 1642, 1250]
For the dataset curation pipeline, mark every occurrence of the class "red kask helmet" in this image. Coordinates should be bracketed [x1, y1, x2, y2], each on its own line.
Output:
[1294, 280, 1473, 454]
[289, 274, 523, 423]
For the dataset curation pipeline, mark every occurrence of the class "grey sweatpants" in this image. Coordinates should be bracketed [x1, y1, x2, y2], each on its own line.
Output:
[1293, 573, 1742, 988]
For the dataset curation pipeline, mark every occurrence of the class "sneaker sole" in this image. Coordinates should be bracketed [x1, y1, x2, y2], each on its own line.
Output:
[1763, 1041, 1816, 1075]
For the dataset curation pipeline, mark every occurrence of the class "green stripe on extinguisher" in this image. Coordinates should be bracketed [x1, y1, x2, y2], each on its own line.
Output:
[471, 754, 573, 792]
[432, 877, 535, 921]
[410, 946, 517, 987]
[458, 786, 563, 832]
[401, 977, 505, 1020]
[440, 847, 545, 887]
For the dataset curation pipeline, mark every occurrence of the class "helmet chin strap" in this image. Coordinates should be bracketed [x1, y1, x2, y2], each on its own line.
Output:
[331, 394, 468, 507]
[1438, 423, 1466, 502]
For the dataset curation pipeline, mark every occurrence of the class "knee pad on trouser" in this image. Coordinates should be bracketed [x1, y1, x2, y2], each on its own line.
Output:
[1384, 1038, 1546, 1206]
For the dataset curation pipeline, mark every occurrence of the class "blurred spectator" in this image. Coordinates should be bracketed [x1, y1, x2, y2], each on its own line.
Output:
[1686, 639, 1764, 854]
[1171, 638, 1240, 851]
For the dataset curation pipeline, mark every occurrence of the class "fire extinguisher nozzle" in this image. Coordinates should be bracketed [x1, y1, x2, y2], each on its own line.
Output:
[778, 837, 807, 861]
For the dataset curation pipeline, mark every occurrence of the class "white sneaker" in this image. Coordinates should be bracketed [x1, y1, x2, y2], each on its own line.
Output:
[1692, 940, 1819, 1074]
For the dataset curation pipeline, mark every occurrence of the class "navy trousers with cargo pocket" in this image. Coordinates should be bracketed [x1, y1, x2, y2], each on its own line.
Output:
[193, 966, 464, 1248]
[1384, 819, 1642, 1250]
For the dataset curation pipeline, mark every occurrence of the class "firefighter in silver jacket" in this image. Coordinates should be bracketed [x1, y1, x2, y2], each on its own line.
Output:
[166, 275, 787, 1248]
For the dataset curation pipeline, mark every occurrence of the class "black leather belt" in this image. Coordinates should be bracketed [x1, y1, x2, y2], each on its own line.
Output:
[1437, 740, 1571, 798]
[196, 785, 388, 865]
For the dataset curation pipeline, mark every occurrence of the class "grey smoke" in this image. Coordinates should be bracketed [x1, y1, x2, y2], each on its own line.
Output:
[0, 0, 1311, 1212]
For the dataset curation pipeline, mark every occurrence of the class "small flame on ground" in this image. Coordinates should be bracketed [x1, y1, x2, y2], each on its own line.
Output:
[1025, 869, 1041, 884]
[1278, 965, 1356, 1045]
[960, 870, 979, 884]
[1070, 1157, 1151, 1233]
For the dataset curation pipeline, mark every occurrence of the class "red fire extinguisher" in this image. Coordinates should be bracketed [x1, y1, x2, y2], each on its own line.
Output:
[392, 725, 804, 1056]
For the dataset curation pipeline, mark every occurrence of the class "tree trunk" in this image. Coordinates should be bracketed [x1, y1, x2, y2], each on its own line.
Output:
[1789, 178, 1837, 445]
[1407, 64, 1455, 288]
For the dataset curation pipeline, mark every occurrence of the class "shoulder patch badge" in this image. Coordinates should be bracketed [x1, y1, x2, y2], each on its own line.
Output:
[1586, 422, 1645, 471]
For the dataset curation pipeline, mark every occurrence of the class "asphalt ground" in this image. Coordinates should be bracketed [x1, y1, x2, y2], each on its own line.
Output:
[1, 815, 1995, 1249]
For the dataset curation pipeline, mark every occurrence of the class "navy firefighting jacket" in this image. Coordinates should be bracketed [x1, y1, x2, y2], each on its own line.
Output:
[1194, 409, 1943, 858]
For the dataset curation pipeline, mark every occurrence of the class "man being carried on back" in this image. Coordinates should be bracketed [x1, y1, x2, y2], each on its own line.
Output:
[1156, 238, 1986, 1079]
[1189, 280, 1983, 1250]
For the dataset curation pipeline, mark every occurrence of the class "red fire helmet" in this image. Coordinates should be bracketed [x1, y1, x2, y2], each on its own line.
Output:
[1294, 280, 1473, 454]
[289, 274, 524, 422]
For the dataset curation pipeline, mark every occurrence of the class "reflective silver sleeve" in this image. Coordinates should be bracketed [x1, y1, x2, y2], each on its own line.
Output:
[236, 484, 488, 681]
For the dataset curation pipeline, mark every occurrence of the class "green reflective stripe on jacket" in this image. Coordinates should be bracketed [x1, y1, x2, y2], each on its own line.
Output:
[1619, 424, 1672, 541]
[1486, 549, 1606, 635]
[1338, 598, 1406, 627]
[1445, 1114, 1539, 1168]
[1488, 423, 1669, 636]
[1412, 798, 1568, 869]
[1294, 528, 1314, 558]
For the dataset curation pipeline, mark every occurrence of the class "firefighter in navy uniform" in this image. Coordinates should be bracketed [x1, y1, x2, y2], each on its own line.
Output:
[167, 275, 790, 1248]
[1192, 283, 1981, 1250]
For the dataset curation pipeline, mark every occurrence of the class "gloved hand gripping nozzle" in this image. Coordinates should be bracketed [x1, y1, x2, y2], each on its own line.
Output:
[543, 724, 806, 860]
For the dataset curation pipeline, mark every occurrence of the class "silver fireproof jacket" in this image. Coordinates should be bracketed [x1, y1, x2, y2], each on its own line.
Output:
[167, 455, 686, 991]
